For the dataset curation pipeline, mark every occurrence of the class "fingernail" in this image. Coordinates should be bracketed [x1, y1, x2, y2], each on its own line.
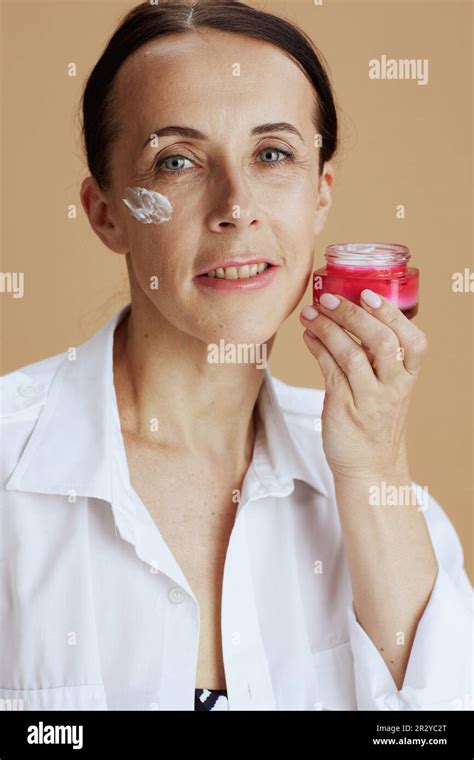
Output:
[361, 289, 382, 308]
[301, 305, 319, 320]
[319, 293, 341, 309]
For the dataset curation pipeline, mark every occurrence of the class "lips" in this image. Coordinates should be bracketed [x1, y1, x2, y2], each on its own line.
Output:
[195, 257, 278, 277]
[194, 261, 278, 292]
[204, 262, 270, 279]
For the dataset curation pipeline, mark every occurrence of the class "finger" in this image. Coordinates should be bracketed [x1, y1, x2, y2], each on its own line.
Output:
[317, 292, 403, 384]
[358, 289, 428, 375]
[300, 306, 379, 400]
[302, 329, 351, 397]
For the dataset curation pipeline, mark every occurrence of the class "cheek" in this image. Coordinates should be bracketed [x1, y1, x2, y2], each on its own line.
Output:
[269, 213, 315, 274]
[124, 201, 192, 281]
[129, 230, 201, 308]
[267, 178, 318, 233]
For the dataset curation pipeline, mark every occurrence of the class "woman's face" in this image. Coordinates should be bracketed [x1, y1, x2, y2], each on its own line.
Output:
[94, 29, 333, 345]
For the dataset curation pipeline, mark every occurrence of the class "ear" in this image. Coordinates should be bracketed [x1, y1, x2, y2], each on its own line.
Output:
[313, 163, 335, 236]
[80, 176, 129, 255]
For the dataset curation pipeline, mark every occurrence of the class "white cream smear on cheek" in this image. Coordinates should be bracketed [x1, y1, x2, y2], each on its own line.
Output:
[121, 186, 173, 224]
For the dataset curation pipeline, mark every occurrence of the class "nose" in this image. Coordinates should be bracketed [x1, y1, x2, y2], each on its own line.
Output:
[206, 165, 261, 232]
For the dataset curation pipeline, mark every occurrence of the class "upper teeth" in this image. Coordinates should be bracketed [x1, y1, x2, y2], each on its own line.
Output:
[206, 263, 269, 279]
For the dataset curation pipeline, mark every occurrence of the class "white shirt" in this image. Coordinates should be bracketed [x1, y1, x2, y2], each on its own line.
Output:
[0, 303, 472, 711]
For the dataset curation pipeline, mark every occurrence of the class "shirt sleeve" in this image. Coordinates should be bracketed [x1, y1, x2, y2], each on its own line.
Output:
[345, 481, 474, 710]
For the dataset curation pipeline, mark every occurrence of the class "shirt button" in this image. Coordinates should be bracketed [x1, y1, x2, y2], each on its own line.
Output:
[17, 383, 43, 399]
[168, 586, 185, 604]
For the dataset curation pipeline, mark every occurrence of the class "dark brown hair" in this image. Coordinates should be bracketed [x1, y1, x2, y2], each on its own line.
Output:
[80, 0, 338, 192]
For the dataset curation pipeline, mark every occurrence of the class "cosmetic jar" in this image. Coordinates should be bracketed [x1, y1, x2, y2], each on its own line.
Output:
[313, 243, 419, 318]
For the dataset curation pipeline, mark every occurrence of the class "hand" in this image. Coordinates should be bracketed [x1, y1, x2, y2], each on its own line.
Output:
[299, 289, 428, 482]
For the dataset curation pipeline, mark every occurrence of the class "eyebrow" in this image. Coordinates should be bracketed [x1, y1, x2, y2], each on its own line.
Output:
[141, 122, 305, 150]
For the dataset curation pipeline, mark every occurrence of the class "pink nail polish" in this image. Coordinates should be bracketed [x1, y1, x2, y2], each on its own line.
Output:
[301, 305, 319, 320]
[313, 243, 419, 319]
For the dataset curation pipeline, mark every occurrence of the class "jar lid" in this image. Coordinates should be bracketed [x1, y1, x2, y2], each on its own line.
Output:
[325, 243, 409, 266]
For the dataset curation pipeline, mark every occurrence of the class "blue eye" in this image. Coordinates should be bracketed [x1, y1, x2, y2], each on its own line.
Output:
[257, 147, 295, 166]
[158, 155, 193, 173]
[153, 146, 296, 176]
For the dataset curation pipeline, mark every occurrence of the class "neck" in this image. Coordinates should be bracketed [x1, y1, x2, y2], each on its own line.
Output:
[112, 300, 269, 471]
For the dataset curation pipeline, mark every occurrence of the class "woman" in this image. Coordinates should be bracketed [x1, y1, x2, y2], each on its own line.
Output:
[1, 0, 471, 712]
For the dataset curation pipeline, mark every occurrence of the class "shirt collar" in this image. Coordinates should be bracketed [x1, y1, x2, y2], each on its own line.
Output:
[6, 303, 328, 500]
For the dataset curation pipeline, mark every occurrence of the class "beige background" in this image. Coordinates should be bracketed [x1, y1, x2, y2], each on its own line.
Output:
[1, 0, 472, 581]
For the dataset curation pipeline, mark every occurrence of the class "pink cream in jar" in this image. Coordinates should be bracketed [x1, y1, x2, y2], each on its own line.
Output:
[313, 243, 419, 319]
